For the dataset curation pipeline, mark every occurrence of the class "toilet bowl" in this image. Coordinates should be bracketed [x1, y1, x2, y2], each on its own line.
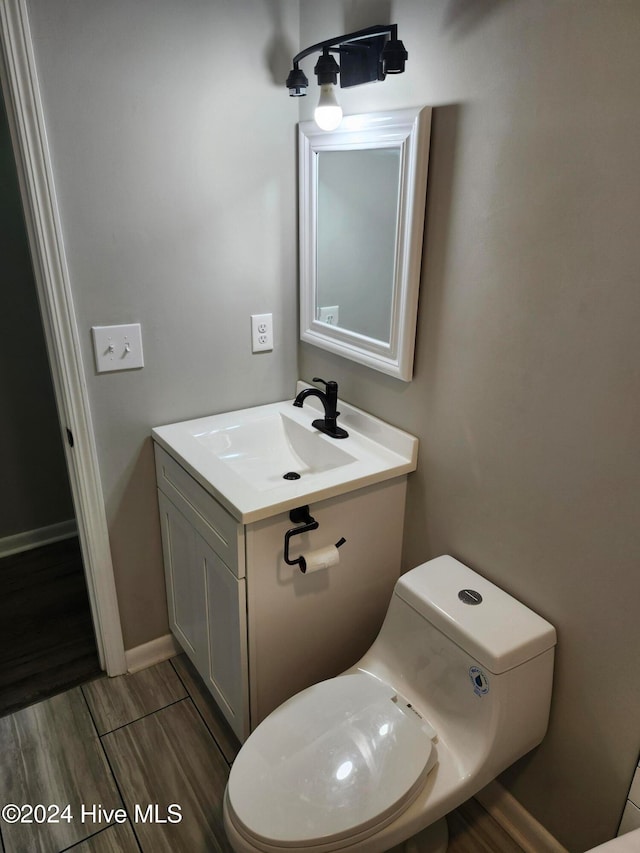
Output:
[223, 555, 556, 852]
[586, 829, 640, 852]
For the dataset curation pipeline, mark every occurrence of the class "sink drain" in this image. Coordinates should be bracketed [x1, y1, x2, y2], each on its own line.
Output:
[283, 471, 301, 480]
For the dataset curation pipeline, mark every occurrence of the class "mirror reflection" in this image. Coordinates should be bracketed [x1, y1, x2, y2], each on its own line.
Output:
[316, 148, 401, 344]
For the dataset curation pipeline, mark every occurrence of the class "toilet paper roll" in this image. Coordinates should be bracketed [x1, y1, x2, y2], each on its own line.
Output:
[301, 545, 340, 574]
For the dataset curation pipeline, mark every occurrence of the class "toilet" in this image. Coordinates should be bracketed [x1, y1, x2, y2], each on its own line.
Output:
[586, 829, 640, 852]
[223, 555, 557, 853]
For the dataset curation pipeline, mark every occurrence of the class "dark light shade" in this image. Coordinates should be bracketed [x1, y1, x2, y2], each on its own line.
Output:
[381, 38, 408, 74]
[314, 51, 340, 86]
[286, 66, 309, 96]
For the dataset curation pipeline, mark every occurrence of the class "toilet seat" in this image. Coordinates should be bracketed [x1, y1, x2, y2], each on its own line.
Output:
[227, 672, 438, 849]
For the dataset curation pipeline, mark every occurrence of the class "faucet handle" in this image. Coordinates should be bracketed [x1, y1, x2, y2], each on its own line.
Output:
[313, 377, 337, 390]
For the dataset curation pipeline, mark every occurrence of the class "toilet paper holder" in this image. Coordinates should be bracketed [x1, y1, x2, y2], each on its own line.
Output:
[284, 505, 346, 573]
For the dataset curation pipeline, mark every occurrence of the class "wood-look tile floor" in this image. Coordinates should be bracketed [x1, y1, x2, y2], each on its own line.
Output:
[0, 654, 526, 853]
[0, 537, 101, 718]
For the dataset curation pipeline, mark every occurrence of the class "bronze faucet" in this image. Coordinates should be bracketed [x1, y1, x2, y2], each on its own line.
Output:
[293, 378, 349, 438]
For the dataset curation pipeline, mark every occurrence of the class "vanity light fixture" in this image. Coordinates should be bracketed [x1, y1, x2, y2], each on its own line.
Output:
[285, 24, 408, 131]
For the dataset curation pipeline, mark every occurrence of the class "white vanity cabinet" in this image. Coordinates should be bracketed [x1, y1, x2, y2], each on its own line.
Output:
[153, 442, 409, 743]
[155, 446, 248, 739]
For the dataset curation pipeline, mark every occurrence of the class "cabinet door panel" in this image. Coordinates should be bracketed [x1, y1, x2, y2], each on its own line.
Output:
[158, 492, 207, 668]
[200, 537, 248, 740]
[154, 445, 244, 577]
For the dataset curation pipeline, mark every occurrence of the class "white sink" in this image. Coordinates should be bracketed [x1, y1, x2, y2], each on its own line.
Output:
[192, 411, 357, 491]
[152, 383, 418, 522]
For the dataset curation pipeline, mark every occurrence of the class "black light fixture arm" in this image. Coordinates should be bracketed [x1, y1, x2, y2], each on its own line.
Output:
[286, 23, 407, 97]
[290, 24, 399, 69]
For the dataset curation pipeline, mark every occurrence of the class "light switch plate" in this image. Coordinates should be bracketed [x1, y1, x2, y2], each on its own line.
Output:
[92, 324, 144, 373]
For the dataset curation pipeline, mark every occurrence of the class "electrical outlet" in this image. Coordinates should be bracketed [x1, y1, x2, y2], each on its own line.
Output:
[92, 323, 144, 373]
[251, 313, 273, 352]
[318, 305, 339, 326]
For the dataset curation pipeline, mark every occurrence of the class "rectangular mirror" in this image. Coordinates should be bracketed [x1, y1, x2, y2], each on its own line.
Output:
[299, 107, 431, 381]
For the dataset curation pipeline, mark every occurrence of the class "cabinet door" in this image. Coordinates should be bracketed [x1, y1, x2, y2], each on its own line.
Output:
[157, 492, 207, 671]
[199, 536, 248, 741]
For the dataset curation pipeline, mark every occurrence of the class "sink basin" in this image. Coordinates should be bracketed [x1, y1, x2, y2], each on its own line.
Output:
[152, 383, 418, 522]
[192, 412, 356, 491]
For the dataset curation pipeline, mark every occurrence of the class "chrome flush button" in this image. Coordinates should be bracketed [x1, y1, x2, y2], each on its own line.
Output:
[458, 589, 483, 605]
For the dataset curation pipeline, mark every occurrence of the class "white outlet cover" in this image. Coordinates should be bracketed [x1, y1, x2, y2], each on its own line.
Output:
[251, 313, 273, 352]
[318, 305, 339, 326]
[92, 324, 144, 373]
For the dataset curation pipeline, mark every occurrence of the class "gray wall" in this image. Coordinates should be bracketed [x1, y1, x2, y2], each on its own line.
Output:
[25, 0, 300, 648]
[0, 90, 74, 540]
[299, 2, 640, 851]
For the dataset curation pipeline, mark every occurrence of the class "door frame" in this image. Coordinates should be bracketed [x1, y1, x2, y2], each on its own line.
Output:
[0, 0, 127, 675]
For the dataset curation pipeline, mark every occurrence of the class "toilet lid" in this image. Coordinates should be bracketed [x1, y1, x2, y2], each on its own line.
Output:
[227, 673, 436, 848]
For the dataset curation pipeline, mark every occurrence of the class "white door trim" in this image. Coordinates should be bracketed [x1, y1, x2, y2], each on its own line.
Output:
[0, 0, 127, 675]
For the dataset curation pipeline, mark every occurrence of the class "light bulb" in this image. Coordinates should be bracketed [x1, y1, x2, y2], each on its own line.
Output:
[314, 83, 342, 131]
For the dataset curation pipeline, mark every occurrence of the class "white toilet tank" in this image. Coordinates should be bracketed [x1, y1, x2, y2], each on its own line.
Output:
[354, 555, 557, 786]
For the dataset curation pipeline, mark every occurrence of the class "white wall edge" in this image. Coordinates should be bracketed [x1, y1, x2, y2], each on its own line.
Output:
[0, 0, 126, 675]
[125, 633, 181, 674]
[475, 780, 569, 853]
[0, 519, 77, 558]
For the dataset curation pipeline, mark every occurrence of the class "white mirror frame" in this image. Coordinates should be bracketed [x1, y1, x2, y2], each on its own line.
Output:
[299, 106, 431, 381]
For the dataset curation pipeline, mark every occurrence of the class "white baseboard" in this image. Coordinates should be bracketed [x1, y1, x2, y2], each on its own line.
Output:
[125, 633, 181, 674]
[0, 519, 77, 558]
[475, 780, 568, 853]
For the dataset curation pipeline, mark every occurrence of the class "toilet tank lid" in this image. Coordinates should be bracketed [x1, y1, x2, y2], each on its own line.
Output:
[395, 556, 557, 674]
